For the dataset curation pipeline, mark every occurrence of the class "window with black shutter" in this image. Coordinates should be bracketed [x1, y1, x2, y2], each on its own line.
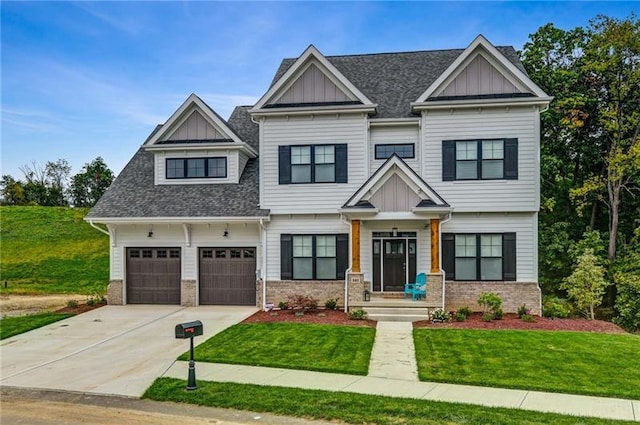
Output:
[278, 144, 347, 184]
[442, 139, 517, 181]
[442, 232, 516, 281]
[280, 233, 348, 280]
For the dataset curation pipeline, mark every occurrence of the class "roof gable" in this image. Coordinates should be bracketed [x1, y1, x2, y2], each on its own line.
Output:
[145, 94, 255, 156]
[252, 45, 374, 111]
[344, 155, 448, 209]
[415, 35, 549, 102]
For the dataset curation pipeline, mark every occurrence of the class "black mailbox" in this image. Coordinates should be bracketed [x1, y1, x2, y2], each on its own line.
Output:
[175, 321, 203, 339]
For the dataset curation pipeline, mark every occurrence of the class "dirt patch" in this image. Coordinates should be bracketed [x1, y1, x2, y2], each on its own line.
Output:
[242, 309, 377, 328]
[413, 312, 626, 334]
[0, 294, 86, 317]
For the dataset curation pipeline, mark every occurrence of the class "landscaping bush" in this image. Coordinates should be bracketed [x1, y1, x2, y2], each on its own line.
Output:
[493, 308, 504, 320]
[482, 313, 494, 322]
[287, 294, 319, 311]
[478, 292, 502, 320]
[457, 306, 472, 318]
[454, 311, 467, 322]
[324, 298, 338, 310]
[66, 299, 78, 308]
[542, 296, 572, 318]
[348, 309, 367, 320]
[517, 304, 530, 318]
[521, 314, 536, 323]
[278, 301, 289, 310]
[431, 309, 449, 323]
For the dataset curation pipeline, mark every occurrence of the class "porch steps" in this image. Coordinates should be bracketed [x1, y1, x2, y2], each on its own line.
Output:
[350, 296, 441, 322]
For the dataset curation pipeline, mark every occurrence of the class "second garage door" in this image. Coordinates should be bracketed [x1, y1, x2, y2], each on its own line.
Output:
[126, 248, 181, 304]
[199, 247, 256, 305]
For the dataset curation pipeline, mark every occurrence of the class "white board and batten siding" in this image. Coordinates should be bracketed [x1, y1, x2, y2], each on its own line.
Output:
[166, 110, 226, 141]
[438, 55, 522, 97]
[423, 106, 539, 212]
[260, 114, 368, 213]
[442, 212, 538, 282]
[274, 63, 352, 105]
[154, 150, 239, 185]
[264, 214, 349, 281]
[109, 223, 262, 281]
[369, 125, 420, 174]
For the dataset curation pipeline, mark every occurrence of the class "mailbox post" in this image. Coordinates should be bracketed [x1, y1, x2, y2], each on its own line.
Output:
[175, 320, 203, 391]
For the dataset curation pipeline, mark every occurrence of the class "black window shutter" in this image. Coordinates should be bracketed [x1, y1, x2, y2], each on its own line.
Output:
[442, 141, 456, 181]
[442, 233, 455, 280]
[280, 234, 293, 280]
[504, 138, 518, 180]
[278, 145, 291, 184]
[336, 233, 349, 279]
[503, 232, 517, 281]
[335, 144, 348, 183]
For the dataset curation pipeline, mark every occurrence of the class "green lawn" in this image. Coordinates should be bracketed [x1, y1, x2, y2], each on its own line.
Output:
[182, 323, 375, 375]
[0, 312, 74, 340]
[145, 378, 628, 425]
[0, 206, 109, 295]
[414, 328, 640, 400]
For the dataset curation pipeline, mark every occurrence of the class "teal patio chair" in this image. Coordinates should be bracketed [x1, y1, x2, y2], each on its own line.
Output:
[404, 272, 427, 299]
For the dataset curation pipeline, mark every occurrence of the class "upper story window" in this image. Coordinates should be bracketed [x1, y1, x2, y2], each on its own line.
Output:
[375, 143, 415, 160]
[279, 144, 348, 184]
[166, 157, 227, 179]
[442, 138, 517, 181]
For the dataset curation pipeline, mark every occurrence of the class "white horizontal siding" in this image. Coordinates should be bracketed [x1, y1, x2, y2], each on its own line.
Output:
[154, 150, 238, 185]
[110, 222, 261, 282]
[265, 214, 349, 280]
[261, 114, 367, 213]
[369, 125, 420, 174]
[441, 212, 537, 282]
[423, 107, 539, 212]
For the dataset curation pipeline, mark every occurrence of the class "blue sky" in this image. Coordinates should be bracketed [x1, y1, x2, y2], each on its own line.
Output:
[1, 1, 637, 180]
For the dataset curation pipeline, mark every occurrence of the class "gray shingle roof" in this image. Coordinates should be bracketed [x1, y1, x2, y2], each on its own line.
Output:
[87, 108, 267, 219]
[271, 46, 526, 118]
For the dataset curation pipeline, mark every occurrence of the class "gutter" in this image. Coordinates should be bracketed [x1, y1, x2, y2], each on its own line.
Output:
[340, 213, 353, 312]
[439, 212, 453, 310]
[88, 220, 110, 236]
[259, 218, 268, 311]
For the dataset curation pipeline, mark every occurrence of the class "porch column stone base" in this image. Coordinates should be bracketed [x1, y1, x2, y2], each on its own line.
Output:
[180, 280, 197, 307]
[107, 280, 124, 305]
[256, 279, 264, 309]
[445, 281, 542, 315]
[426, 273, 444, 307]
[346, 273, 367, 311]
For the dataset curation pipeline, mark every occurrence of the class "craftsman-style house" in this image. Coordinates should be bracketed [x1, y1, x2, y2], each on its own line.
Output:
[87, 35, 551, 315]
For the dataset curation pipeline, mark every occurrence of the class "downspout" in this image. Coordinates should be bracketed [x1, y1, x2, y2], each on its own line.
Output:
[259, 218, 268, 310]
[340, 213, 352, 312]
[88, 220, 110, 237]
[439, 212, 453, 310]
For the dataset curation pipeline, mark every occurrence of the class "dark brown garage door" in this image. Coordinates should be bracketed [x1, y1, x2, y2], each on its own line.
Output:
[199, 247, 256, 305]
[126, 248, 181, 304]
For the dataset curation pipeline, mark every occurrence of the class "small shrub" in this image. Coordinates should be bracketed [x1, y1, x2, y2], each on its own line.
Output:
[287, 294, 319, 311]
[493, 308, 504, 320]
[66, 299, 78, 308]
[324, 298, 338, 310]
[86, 298, 95, 306]
[457, 306, 472, 318]
[348, 309, 367, 320]
[543, 296, 572, 318]
[455, 311, 467, 322]
[482, 312, 494, 322]
[277, 301, 289, 310]
[521, 314, 536, 323]
[517, 304, 530, 318]
[431, 309, 450, 323]
[613, 271, 640, 333]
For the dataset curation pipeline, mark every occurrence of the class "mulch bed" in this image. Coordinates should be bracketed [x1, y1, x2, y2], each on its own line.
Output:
[55, 302, 106, 315]
[413, 312, 626, 333]
[242, 309, 377, 328]
[243, 310, 626, 333]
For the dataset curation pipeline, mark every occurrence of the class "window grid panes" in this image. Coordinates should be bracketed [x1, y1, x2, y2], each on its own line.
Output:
[374, 144, 416, 160]
[292, 235, 340, 280]
[291, 146, 311, 183]
[454, 140, 506, 180]
[453, 234, 504, 281]
[166, 157, 226, 179]
[290, 145, 337, 183]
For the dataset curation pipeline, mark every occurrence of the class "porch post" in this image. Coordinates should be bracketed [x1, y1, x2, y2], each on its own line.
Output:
[430, 218, 440, 273]
[351, 219, 361, 273]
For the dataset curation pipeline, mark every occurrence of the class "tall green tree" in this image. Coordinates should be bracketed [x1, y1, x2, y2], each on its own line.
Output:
[70, 157, 114, 207]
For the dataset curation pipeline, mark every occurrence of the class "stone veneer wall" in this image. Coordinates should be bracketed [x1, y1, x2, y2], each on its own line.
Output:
[256, 279, 264, 309]
[180, 280, 197, 307]
[426, 273, 444, 307]
[445, 281, 541, 315]
[107, 280, 123, 305]
[346, 273, 367, 310]
[265, 280, 344, 308]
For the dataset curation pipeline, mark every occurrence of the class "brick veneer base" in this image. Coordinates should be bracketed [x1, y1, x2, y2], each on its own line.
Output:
[265, 280, 344, 308]
[426, 273, 444, 307]
[445, 281, 541, 315]
[107, 280, 124, 305]
[180, 280, 196, 307]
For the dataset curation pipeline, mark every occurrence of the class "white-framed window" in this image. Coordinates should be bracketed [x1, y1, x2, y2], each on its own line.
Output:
[166, 157, 227, 179]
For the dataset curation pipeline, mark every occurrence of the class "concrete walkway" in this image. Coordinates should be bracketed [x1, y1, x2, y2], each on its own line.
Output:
[163, 361, 639, 422]
[368, 321, 418, 381]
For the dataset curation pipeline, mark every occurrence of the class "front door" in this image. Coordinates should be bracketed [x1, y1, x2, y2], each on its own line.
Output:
[372, 232, 417, 292]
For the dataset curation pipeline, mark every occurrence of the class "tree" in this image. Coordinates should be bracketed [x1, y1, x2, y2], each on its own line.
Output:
[70, 157, 114, 207]
[570, 14, 640, 262]
[0, 175, 25, 205]
[562, 248, 610, 319]
[45, 159, 71, 206]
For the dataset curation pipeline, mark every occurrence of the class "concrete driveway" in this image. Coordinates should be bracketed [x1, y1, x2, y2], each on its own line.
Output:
[0, 305, 256, 397]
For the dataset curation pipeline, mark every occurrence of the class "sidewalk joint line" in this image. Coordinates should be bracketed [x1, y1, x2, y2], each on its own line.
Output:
[518, 391, 530, 409]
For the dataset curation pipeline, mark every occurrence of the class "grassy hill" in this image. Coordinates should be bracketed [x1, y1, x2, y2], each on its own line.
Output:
[0, 206, 109, 295]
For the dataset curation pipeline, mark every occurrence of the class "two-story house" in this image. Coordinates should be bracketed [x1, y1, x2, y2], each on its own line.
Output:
[87, 35, 551, 315]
